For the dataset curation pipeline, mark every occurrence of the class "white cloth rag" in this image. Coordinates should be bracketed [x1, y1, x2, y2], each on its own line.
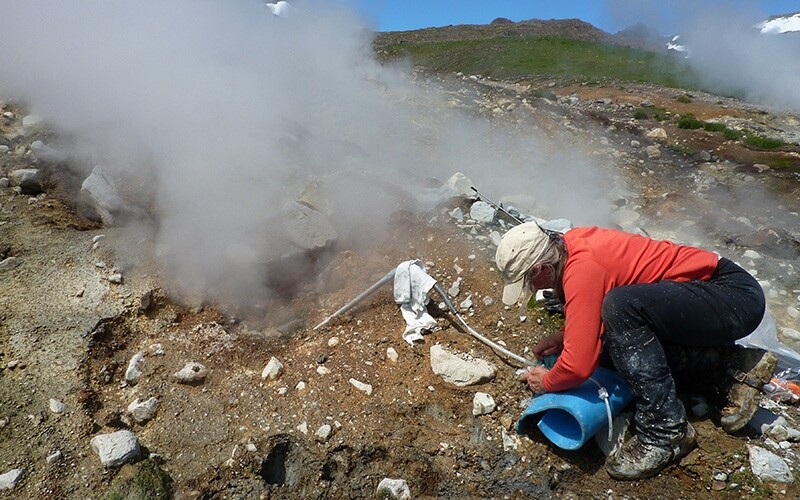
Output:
[393, 259, 437, 344]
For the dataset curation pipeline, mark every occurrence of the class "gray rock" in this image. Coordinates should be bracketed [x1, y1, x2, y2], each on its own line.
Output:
[444, 172, 478, 200]
[10, 169, 41, 193]
[748, 445, 794, 483]
[743, 249, 762, 259]
[0, 469, 23, 490]
[261, 357, 284, 381]
[430, 344, 495, 387]
[46, 451, 62, 464]
[91, 430, 141, 468]
[448, 207, 464, 222]
[0, 257, 19, 270]
[646, 128, 667, 139]
[173, 361, 208, 384]
[315, 424, 333, 443]
[472, 392, 496, 415]
[539, 218, 573, 234]
[282, 201, 338, 251]
[127, 397, 158, 423]
[448, 278, 461, 297]
[699, 150, 712, 161]
[49, 398, 66, 414]
[22, 114, 42, 127]
[0, 146, 8, 154]
[489, 230, 502, 246]
[645, 145, 661, 159]
[125, 352, 145, 384]
[80, 166, 149, 226]
[469, 201, 496, 224]
[376, 478, 411, 500]
[630, 140, 641, 148]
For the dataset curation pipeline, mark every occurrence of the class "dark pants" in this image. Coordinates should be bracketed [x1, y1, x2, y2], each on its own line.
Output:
[600, 258, 765, 446]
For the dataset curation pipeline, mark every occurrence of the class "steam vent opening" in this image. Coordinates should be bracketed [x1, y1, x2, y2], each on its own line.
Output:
[261, 440, 293, 486]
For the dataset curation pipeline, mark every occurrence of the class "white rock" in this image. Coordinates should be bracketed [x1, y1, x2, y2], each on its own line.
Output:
[630, 140, 641, 148]
[459, 295, 473, 310]
[327, 337, 340, 347]
[0, 469, 23, 490]
[22, 114, 42, 127]
[743, 249, 762, 259]
[502, 429, 521, 451]
[469, 201, 496, 224]
[748, 445, 794, 483]
[49, 399, 65, 414]
[0, 146, 8, 154]
[315, 424, 333, 443]
[127, 397, 158, 423]
[444, 172, 478, 200]
[0, 257, 19, 270]
[81, 166, 149, 226]
[429, 344, 496, 387]
[90, 430, 141, 467]
[472, 392, 496, 415]
[448, 207, 464, 222]
[376, 478, 411, 500]
[295, 381, 306, 391]
[9, 168, 41, 192]
[787, 307, 799, 320]
[173, 361, 208, 384]
[386, 347, 399, 362]
[349, 378, 373, 395]
[316, 366, 330, 375]
[296, 421, 308, 434]
[646, 128, 667, 139]
[125, 352, 145, 384]
[107, 273, 124, 284]
[261, 357, 284, 381]
[448, 278, 461, 297]
[46, 451, 62, 464]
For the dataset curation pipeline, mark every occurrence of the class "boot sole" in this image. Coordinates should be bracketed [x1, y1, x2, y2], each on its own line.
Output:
[721, 351, 777, 433]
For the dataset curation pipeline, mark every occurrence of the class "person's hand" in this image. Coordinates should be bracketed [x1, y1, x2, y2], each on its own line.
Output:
[518, 365, 549, 394]
[532, 331, 564, 359]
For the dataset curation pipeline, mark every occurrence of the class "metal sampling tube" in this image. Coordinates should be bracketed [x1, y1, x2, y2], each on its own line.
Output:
[433, 283, 538, 367]
[313, 269, 396, 330]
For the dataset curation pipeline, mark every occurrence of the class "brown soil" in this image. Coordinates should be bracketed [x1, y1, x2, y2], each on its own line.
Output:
[2, 75, 800, 499]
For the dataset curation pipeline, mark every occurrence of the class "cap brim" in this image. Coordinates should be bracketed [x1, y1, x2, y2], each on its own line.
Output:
[502, 279, 525, 306]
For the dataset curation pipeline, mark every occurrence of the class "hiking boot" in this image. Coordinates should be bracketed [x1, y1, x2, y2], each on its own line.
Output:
[606, 423, 696, 481]
[720, 347, 777, 433]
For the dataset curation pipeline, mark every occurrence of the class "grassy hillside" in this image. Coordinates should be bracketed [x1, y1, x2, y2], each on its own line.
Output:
[377, 35, 700, 89]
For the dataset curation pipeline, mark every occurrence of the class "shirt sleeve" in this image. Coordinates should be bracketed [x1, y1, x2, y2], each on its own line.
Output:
[542, 260, 607, 392]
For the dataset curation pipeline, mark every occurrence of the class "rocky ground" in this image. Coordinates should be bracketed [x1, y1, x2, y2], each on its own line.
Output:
[1, 70, 800, 499]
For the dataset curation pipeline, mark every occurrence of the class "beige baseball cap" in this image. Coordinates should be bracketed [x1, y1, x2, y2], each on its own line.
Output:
[495, 222, 551, 305]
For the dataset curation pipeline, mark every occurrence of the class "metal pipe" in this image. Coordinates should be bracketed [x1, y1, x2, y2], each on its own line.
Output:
[313, 269, 396, 330]
[433, 283, 538, 367]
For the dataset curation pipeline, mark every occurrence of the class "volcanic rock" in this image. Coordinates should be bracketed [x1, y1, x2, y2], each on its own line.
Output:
[10, 168, 41, 193]
[90, 430, 141, 468]
[173, 362, 208, 384]
[748, 445, 794, 483]
[376, 478, 411, 500]
[0, 469, 23, 490]
[430, 344, 496, 386]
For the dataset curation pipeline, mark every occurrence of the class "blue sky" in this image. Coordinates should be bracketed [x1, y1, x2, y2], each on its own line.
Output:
[341, 0, 800, 34]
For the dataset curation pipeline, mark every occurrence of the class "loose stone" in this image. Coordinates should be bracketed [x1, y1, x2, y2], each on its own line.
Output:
[173, 361, 208, 384]
[261, 357, 284, 381]
[90, 430, 141, 467]
[349, 378, 373, 395]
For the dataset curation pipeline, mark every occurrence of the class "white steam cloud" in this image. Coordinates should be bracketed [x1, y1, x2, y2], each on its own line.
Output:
[0, 0, 609, 306]
[613, 0, 800, 112]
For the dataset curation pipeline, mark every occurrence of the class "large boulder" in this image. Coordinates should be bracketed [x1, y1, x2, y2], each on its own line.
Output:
[10, 169, 42, 194]
[80, 166, 149, 226]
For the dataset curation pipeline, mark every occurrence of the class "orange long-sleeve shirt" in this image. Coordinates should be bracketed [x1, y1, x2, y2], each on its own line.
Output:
[542, 226, 719, 392]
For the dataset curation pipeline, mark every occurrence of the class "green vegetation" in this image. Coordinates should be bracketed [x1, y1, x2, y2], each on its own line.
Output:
[769, 158, 794, 169]
[676, 113, 703, 129]
[107, 460, 173, 500]
[633, 109, 648, 120]
[676, 94, 692, 103]
[745, 135, 785, 149]
[723, 128, 743, 140]
[380, 36, 700, 88]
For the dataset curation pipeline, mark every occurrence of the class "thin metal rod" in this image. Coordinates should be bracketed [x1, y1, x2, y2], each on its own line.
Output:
[313, 269, 396, 330]
[433, 283, 538, 367]
[470, 186, 524, 226]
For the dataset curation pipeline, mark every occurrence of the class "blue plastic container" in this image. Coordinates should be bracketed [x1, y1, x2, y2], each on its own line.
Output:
[516, 366, 633, 450]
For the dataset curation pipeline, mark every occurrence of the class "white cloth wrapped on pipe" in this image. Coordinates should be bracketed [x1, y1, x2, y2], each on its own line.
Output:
[393, 259, 437, 344]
